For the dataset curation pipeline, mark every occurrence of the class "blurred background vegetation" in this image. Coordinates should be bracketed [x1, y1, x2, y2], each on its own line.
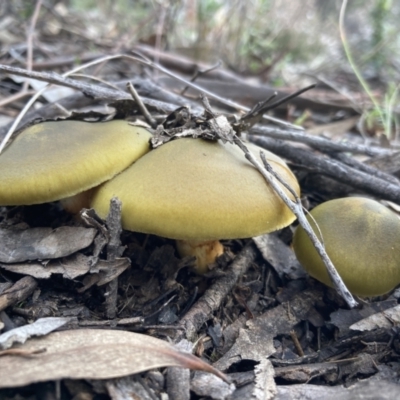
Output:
[1, 0, 399, 134]
[3, 0, 399, 84]
[58, 0, 400, 85]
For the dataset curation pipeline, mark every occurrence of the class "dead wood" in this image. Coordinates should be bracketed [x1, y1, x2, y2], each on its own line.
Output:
[133, 44, 243, 82]
[0, 277, 38, 312]
[329, 151, 400, 185]
[177, 242, 258, 341]
[250, 135, 400, 204]
[251, 125, 392, 157]
[104, 198, 124, 319]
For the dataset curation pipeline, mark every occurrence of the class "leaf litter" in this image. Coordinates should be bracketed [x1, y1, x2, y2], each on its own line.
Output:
[1, 3, 400, 398]
[0, 329, 227, 388]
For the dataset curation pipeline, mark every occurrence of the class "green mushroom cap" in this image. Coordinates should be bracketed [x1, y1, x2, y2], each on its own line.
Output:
[0, 120, 151, 205]
[293, 197, 400, 297]
[91, 138, 300, 241]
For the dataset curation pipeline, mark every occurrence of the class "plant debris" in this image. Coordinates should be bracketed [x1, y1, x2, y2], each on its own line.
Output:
[1, 3, 400, 398]
[0, 316, 71, 350]
[0, 226, 96, 263]
[0, 329, 227, 388]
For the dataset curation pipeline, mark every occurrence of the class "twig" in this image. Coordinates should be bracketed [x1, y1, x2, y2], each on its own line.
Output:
[0, 54, 133, 154]
[177, 242, 258, 340]
[126, 81, 157, 128]
[0, 94, 104, 141]
[259, 84, 317, 114]
[0, 64, 127, 101]
[0, 90, 36, 108]
[69, 73, 121, 91]
[0, 276, 38, 312]
[26, 0, 43, 73]
[4, 0, 42, 108]
[233, 137, 358, 308]
[0, 51, 302, 152]
[329, 151, 400, 186]
[250, 125, 393, 157]
[131, 51, 303, 130]
[290, 330, 305, 357]
[105, 198, 125, 319]
[181, 61, 222, 95]
[236, 84, 316, 131]
[250, 135, 400, 204]
[0, 56, 197, 152]
[144, 295, 177, 321]
[153, 2, 167, 81]
[179, 286, 198, 318]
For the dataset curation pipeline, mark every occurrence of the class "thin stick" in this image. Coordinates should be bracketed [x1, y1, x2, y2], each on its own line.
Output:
[181, 61, 222, 95]
[15, 0, 42, 100]
[233, 136, 358, 308]
[0, 51, 301, 155]
[259, 84, 316, 113]
[0, 90, 36, 108]
[250, 125, 392, 157]
[0, 54, 129, 154]
[126, 81, 157, 128]
[131, 51, 303, 130]
[26, 0, 43, 73]
[21, 0, 43, 93]
[250, 135, 400, 203]
[2, 61, 389, 158]
[70, 73, 121, 91]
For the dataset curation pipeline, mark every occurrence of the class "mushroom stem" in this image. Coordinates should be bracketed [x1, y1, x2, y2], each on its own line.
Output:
[176, 239, 224, 274]
[59, 188, 96, 214]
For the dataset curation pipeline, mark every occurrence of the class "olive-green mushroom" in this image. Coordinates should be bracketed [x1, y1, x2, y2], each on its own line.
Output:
[293, 197, 400, 297]
[91, 138, 300, 273]
[0, 120, 152, 211]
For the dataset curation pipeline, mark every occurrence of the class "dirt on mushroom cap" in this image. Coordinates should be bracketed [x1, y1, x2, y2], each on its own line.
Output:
[91, 138, 300, 241]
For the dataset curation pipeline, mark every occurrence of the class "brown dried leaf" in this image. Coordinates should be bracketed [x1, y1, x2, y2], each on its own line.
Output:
[329, 300, 397, 337]
[350, 304, 400, 332]
[0, 227, 97, 263]
[0, 317, 71, 350]
[214, 290, 319, 371]
[253, 359, 277, 400]
[0, 253, 91, 279]
[0, 276, 38, 312]
[253, 233, 306, 280]
[90, 257, 130, 286]
[0, 329, 227, 388]
[190, 371, 235, 400]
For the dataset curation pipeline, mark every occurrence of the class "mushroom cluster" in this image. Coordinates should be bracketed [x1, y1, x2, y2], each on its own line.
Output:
[1, 120, 301, 273]
[293, 197, 400, 296]
[91, 138, 300, 272]
[0, 120, 152, 211]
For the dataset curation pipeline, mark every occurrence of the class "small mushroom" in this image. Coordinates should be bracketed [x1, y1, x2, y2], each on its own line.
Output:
[293, 197, 400, 296]
[91, 138, 300, 273]
[0, 120, 152, 210]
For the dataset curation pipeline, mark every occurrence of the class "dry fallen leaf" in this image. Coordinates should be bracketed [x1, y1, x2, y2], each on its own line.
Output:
[253, 359, 277, 400]
[0, 226, 97, 263]
[191, 371, 235, 400]
[0, 317, 72, 350]
[350, 304, 400, 332]
[0, 253, 91, 279]
[214, 291, 318, 371]
[253, 233, 306, 280]
[0, 254, 130, 287]
[0, 329, 227, 388]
